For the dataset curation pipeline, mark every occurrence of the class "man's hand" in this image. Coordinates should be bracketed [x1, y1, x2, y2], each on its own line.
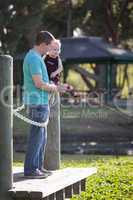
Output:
[32, 75, 58, 92]
[57, 84, 67, 93]
[63, 83, 74, 91]
[50, 72, 56, 78]
[57, 83, 73, 93]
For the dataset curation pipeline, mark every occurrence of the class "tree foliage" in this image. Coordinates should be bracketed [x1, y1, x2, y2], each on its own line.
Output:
[0, 0, 46, 54]
[0, 0, 133, 54]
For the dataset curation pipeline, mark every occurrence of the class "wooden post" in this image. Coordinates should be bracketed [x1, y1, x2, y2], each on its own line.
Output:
[65, 185, 73, 198]
[56, 189, 65, 200]
[48, 193, 55, 200]
[0, 55, 13, 200]
[73, 181, 81, 194]
[81, 179, 86, 191]
[44, 92, 61, 170]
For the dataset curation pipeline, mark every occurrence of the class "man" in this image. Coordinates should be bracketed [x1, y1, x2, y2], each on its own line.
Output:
[23, 31, 59, 178]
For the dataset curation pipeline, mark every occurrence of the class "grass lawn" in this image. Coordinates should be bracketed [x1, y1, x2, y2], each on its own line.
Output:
[14, 154, 133, 200]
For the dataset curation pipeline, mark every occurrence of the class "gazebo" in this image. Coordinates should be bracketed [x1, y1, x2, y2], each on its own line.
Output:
[60, 37, 133, 101]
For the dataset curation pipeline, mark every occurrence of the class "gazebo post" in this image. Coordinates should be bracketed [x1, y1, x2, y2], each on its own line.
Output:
[105, 63, 112, 103]
[109, 63, 113, 101]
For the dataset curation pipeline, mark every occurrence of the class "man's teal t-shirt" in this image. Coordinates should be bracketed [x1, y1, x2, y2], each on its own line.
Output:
[23, 49, 49, 105]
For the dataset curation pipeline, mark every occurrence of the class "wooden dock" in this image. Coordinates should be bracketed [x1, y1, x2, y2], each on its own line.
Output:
[9, 167, 97, 200]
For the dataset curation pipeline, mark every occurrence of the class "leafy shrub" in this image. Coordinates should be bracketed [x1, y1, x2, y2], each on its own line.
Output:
[62, 155, 133, 200]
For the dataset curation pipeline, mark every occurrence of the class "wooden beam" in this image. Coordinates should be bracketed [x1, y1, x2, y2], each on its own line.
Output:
[56, 189, 65, 200]
[48, 193, 55, 200]
[81, 179, 86, 191]
[44, 93, 61, 170]
[65, 185, 73, 198]
[30, 191, 43, 200]
[73, 181, 81, 194]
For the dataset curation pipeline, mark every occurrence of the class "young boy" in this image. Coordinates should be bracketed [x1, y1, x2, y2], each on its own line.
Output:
[44, 39, 63, 85]
[44, 39, 73, 93]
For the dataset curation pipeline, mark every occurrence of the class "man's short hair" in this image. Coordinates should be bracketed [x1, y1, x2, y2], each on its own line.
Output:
[35, 31, 55, 45]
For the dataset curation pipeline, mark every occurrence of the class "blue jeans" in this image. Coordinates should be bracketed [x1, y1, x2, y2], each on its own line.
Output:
[24, 105, 49, 175]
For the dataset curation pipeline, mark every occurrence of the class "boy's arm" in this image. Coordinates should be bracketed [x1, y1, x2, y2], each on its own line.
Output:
[50, 57, 63, 78]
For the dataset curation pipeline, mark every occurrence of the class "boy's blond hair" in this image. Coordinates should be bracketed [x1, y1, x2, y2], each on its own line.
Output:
[51, 39, 61, 51]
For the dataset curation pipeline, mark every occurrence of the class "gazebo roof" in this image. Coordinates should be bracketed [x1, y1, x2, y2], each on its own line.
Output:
[60, 37, 133, 64]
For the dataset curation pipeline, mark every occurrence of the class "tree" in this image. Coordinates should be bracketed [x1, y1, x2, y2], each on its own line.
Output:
[0, 0, 46, 54]
[81, 0, 133, 46]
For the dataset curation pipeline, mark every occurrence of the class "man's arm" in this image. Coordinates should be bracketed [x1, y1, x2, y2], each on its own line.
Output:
[32, 75, 58, 92]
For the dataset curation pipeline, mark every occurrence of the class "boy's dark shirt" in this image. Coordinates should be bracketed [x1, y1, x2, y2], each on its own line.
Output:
[44, 54, 60, 84]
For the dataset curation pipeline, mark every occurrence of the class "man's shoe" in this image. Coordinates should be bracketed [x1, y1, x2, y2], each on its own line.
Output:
[24, 169, 48, 179]
[40, 168, 52, 176]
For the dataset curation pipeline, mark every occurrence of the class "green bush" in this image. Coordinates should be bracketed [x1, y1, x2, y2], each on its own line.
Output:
[61, 155, 133, 200]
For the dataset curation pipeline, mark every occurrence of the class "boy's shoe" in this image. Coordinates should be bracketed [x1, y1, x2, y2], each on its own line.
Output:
[24, 169, 48, 179]
[40, 168, 52, 176]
